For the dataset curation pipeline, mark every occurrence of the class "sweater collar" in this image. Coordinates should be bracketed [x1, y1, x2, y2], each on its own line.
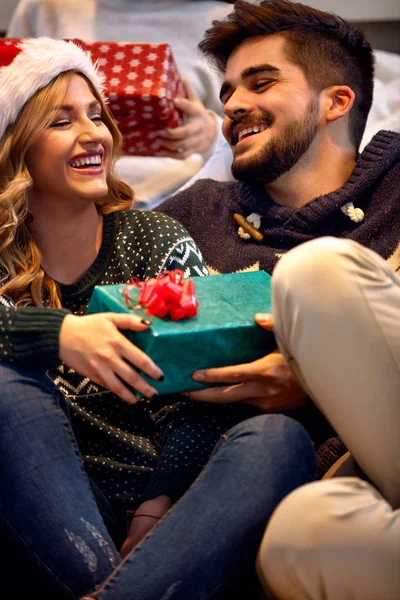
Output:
[235, 130, 399, 232]
[60, 211, 119, 301]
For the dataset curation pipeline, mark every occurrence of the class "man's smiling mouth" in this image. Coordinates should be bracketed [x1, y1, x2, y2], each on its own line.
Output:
[231, 121, 271, 146]
[237, 124, 269, 142]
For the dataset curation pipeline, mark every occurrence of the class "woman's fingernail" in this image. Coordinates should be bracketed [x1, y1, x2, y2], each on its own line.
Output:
[193, 371, 205, 382]
[141, 319, 152, 326]
[158, 374, 165, 382]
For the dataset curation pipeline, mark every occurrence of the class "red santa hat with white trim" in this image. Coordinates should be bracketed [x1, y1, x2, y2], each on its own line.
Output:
[0, 37, 106, 141]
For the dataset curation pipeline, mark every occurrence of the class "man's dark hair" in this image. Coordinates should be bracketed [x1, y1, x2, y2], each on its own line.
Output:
[199, 0, 374, 150]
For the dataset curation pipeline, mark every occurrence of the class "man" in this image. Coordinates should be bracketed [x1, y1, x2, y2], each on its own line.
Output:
[159, 0, 399, 425]
[159, 2, 400, 597]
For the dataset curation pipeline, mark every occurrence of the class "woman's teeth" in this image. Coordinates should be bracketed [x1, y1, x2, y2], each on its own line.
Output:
[237, 124, 268, 142]
[70, 155, 102, 168]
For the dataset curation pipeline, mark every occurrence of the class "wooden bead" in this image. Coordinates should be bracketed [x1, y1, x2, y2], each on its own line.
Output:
[233, 213, 264, 242]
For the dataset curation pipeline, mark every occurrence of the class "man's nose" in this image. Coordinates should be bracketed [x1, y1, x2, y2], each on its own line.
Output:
[223, 88, 254, 119]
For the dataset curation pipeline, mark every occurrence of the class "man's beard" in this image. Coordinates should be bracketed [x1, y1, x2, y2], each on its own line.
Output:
[231, 98, 320, 185]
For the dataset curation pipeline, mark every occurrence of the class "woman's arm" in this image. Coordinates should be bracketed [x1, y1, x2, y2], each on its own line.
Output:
[0, 304, 69, 371]
[0, 304, 163, 403]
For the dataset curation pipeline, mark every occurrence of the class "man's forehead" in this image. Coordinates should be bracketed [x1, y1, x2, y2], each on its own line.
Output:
[226, 33, 288, 75]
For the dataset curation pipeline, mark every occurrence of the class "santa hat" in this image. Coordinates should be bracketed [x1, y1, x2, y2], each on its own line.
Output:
[0, 37, 106, 141]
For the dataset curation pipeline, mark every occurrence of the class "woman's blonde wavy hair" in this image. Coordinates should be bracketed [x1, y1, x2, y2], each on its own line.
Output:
[0, 70, 134, 308]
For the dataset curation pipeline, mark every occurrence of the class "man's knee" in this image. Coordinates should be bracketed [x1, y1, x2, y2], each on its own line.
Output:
[273, 236, 364, 292]
[257, 477, 400, 600]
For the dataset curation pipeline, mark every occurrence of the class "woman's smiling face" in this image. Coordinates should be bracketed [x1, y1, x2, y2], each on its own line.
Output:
[25, 73, 113, 205]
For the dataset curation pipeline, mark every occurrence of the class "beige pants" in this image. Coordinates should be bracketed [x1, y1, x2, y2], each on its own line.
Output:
[257, 237, 400, 600]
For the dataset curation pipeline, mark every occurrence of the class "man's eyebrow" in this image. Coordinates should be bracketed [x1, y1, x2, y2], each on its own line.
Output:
[52, 100, 101, 112]
[219, 63, 281, 102]
[241, 63, 280, 79]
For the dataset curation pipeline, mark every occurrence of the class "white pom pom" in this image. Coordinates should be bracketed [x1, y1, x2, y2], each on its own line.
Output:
[238, 227, 250, 240]
[247, 213, 262, 228]
[340, 202, 364, 223]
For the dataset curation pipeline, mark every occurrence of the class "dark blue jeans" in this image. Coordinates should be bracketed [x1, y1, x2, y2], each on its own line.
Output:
[0, 362, 316, 599]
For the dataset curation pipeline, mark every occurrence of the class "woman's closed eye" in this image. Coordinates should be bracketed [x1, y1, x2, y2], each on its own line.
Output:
[50, 120, 71, 128]
[50, 115, 104, 128]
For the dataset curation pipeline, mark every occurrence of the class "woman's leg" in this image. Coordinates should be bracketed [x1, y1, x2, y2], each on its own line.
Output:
[85, 413, 316, 600]
[257, 478, 400, 600]
[0, 363, 120, 599]
[272, 237, 400, 507]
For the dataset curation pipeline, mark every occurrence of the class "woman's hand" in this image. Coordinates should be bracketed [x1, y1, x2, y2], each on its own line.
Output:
[184, 313, 307, 412]
[59, 313, 164, 404]
[155, 78, 217, 159]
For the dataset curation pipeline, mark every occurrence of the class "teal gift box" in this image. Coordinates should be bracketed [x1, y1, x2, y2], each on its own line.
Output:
[86, 271, 276, 395]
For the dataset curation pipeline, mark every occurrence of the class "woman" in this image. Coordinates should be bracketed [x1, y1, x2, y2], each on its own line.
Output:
[0, 38, 316, 599]
[7, 0, 237, 207]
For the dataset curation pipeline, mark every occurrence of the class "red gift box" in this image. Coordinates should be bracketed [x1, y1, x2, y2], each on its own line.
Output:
[0, 38, 185, 156]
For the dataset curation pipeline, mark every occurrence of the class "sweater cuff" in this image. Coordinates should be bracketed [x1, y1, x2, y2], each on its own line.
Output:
[10, 307, 70, 371]
[139, 461, 204, 504]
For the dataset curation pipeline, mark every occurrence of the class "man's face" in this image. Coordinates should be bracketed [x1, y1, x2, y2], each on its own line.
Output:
[220, 34, 321, 185]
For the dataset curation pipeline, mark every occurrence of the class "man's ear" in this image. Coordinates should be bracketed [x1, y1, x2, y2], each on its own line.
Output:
[322, 86, 355, 123]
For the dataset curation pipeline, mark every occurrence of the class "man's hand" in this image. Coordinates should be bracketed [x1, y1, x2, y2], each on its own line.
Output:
[59, 313, 164, 404]
[155, 78, 217, 159]
[185, 313, 306, 412]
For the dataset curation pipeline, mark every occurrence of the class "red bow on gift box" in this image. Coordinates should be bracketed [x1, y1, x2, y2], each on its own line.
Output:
[124, 270, 198, 321]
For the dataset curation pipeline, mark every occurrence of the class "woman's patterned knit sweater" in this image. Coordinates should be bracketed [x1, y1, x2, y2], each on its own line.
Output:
[0, 210, 254, 507]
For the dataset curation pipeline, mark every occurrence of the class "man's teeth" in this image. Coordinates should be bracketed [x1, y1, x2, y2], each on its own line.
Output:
[237, 124, 268, 142]
[70, 155, 102, 168]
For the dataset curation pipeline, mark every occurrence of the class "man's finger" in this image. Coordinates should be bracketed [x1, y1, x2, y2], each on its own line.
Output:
[254, 312, 274, 331]
[157, 134, 204, 155]
[173, 96, 202, 118]
[185, 380, 279, 403]
[192, 355, 277, 384]
[183, 382, 247, 403]
[156, 120, 201, 140]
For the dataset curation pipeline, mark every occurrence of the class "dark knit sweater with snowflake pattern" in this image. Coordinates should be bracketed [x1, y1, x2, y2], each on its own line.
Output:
[159, 130, 400, 474]
[0, 210, 255, 507]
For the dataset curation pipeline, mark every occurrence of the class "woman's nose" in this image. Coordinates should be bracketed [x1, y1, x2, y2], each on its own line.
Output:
[79, 119, 105, 145]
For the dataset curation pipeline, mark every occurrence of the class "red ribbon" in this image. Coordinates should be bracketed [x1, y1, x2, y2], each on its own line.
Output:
[124, 270, 198, 321]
